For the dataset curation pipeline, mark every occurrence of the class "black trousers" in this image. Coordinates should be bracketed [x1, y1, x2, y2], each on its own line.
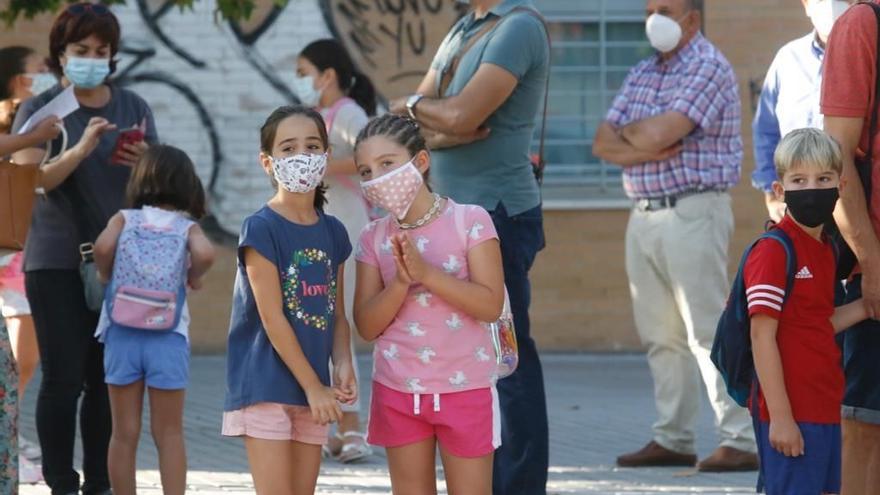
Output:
[25, 270, 110, 495]
[489, 204, 549, 495]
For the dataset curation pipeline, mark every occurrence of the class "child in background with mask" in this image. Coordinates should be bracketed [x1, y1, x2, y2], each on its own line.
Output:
[295, 38, 378, 463]
[745, 128, 869, 494]
[353, 115, 505, 495]
[222, 105, 357, 494]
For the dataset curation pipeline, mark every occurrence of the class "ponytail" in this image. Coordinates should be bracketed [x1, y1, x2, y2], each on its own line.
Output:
[300, 39, 377, 116]
[349, 71, 377, 116]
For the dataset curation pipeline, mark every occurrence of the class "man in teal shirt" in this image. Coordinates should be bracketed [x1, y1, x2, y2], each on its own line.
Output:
[390, 0, 550, 493]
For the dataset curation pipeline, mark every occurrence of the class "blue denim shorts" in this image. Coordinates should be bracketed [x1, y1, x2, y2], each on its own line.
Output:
[104, 325, 189, 390]
[756, 420, 841, 495]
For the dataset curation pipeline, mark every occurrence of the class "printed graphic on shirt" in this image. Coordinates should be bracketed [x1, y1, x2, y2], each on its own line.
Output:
[416, 236, 430, 253]
[415, 292, 432, 307]
[406, 377, 427, 393]
[443, 255, 461, 274]
[446, 313, 463, 330]
[383, 344, 399, 360]
[380, 237, 392, 254]
[475, 347, 492, 362]
[449, 371, 468, 387]
[282, 248, 337, 331]
[354, 201, 501, 394]
[417, 346, 437, 364]
[406, 322, 426, 337]
[795, 266, 813, 279]
[470, 222, 485, 240]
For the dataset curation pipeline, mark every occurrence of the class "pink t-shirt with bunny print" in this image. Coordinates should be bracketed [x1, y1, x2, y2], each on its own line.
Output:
[356, 199, 499, 395]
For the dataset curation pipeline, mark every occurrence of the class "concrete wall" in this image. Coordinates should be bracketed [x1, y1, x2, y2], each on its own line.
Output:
[0, 0, 813, 352]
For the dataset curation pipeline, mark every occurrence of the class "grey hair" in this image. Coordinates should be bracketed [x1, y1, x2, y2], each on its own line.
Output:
[686, 0, 703, 11]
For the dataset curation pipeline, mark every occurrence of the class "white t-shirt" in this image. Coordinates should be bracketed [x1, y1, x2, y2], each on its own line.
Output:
[321, 100, 370, 324]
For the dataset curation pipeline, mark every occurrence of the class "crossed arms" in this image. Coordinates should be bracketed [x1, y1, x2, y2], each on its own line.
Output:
[592, 112, 692, 167]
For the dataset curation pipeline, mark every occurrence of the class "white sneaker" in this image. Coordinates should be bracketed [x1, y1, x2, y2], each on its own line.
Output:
[18, 436, 41, 460]
[18, 456, 42, 484]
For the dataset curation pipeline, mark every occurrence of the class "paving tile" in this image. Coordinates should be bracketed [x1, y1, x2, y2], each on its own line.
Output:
[19, 354, 756, 494]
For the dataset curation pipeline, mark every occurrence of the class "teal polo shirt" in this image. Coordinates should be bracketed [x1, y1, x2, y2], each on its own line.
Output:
[429, 0, 548, 215]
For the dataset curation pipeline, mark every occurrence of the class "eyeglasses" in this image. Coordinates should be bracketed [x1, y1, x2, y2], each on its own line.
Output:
[65, 3, 111, 16]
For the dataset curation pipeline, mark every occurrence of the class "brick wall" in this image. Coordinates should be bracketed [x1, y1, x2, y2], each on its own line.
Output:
[0, 0, 814, 352]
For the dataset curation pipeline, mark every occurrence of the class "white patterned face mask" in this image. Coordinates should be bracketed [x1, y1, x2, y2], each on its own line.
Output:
[272, 153, 327, 193]
[360, 160, 424, 220]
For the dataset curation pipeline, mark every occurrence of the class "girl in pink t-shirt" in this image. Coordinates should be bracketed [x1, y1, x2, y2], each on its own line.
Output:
[353, 115, 505, 494]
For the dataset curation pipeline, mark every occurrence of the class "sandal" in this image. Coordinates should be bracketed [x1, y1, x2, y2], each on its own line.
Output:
[323, 432, 345, 460]
[335, 431, 372, 464]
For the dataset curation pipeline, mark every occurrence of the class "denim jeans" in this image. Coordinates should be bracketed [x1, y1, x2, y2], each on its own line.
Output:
[841, 276, 880, 423]
[26, 270, 111, 495]
[489, 203, 549, 495]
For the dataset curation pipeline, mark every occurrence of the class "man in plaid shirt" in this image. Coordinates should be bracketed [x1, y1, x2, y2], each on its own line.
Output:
[593, 0, 755, 472]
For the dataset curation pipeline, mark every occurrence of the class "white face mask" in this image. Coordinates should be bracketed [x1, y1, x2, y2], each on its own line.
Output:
[292, 75, 321, 107]
[645, 13, 685, 53]
[808, 0, 851, 40]
[272, 153, 327, 193]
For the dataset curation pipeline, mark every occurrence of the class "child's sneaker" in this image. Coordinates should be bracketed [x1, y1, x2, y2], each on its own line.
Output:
[18, 456, 43, 484]
[19, 436, 41, 460]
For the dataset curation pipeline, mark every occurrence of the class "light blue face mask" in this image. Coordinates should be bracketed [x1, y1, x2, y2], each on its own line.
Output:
[63, 57, 110, 89]
[25, 73, 58, 96]
[292, 75, 321, 107]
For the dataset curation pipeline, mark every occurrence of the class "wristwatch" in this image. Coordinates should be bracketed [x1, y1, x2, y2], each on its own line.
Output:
[406, 94, 424, 120]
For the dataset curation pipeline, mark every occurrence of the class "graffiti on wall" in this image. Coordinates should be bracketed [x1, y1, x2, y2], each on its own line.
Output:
[320, 0, 462, 100]
[109, 0, 460, 235]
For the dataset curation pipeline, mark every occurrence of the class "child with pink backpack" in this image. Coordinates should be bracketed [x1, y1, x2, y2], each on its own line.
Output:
[353, 115, 508, 494]
[93, 144, 216, 495]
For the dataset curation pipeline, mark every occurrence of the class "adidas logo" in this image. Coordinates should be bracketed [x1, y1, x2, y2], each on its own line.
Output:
[795, 266, 813, 279]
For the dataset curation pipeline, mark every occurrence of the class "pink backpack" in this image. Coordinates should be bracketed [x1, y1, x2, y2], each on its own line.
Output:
[107, 209, 192, 331]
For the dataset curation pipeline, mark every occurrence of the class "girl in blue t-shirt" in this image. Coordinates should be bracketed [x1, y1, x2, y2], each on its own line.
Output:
[222, 105, 357, 494]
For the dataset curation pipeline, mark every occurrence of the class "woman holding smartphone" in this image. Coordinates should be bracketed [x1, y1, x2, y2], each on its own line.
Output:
[11, 3, 157, 494]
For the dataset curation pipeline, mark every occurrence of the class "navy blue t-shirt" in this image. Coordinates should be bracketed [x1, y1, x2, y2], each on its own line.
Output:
[224, 206, 352, 411]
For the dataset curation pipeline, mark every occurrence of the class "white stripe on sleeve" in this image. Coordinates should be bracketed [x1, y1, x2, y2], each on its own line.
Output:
[746, 284, 785, 296]
[746, 291, 784, 304]
[748, 300, 783, 312]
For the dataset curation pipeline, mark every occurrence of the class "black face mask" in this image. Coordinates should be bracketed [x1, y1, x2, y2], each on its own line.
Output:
[784, 188, 840, 228]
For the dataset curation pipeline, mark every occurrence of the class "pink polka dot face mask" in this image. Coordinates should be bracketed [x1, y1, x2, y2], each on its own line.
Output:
[360, 160, 424, 220]
[272, 153, 328, 193]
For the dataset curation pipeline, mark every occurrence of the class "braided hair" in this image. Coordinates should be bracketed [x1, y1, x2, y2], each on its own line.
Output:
[355, 114, 427, 156]
[355, 114, 430, 184]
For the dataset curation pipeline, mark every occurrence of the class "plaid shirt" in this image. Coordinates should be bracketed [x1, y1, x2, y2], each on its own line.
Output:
[606, 33, 742, 199]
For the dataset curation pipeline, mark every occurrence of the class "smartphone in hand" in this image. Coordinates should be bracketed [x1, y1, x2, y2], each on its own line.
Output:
[112, 126, 145, 165]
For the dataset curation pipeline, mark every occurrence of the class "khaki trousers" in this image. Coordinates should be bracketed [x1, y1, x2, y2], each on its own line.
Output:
[625, 191, 755, 454]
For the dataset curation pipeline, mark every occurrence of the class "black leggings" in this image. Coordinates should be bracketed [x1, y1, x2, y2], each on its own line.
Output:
[26, 270, 110, 495]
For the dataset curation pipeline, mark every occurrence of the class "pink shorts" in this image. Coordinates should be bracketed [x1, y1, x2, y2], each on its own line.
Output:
[367, 382, 500, 458]
[221, 402, 329, 445]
